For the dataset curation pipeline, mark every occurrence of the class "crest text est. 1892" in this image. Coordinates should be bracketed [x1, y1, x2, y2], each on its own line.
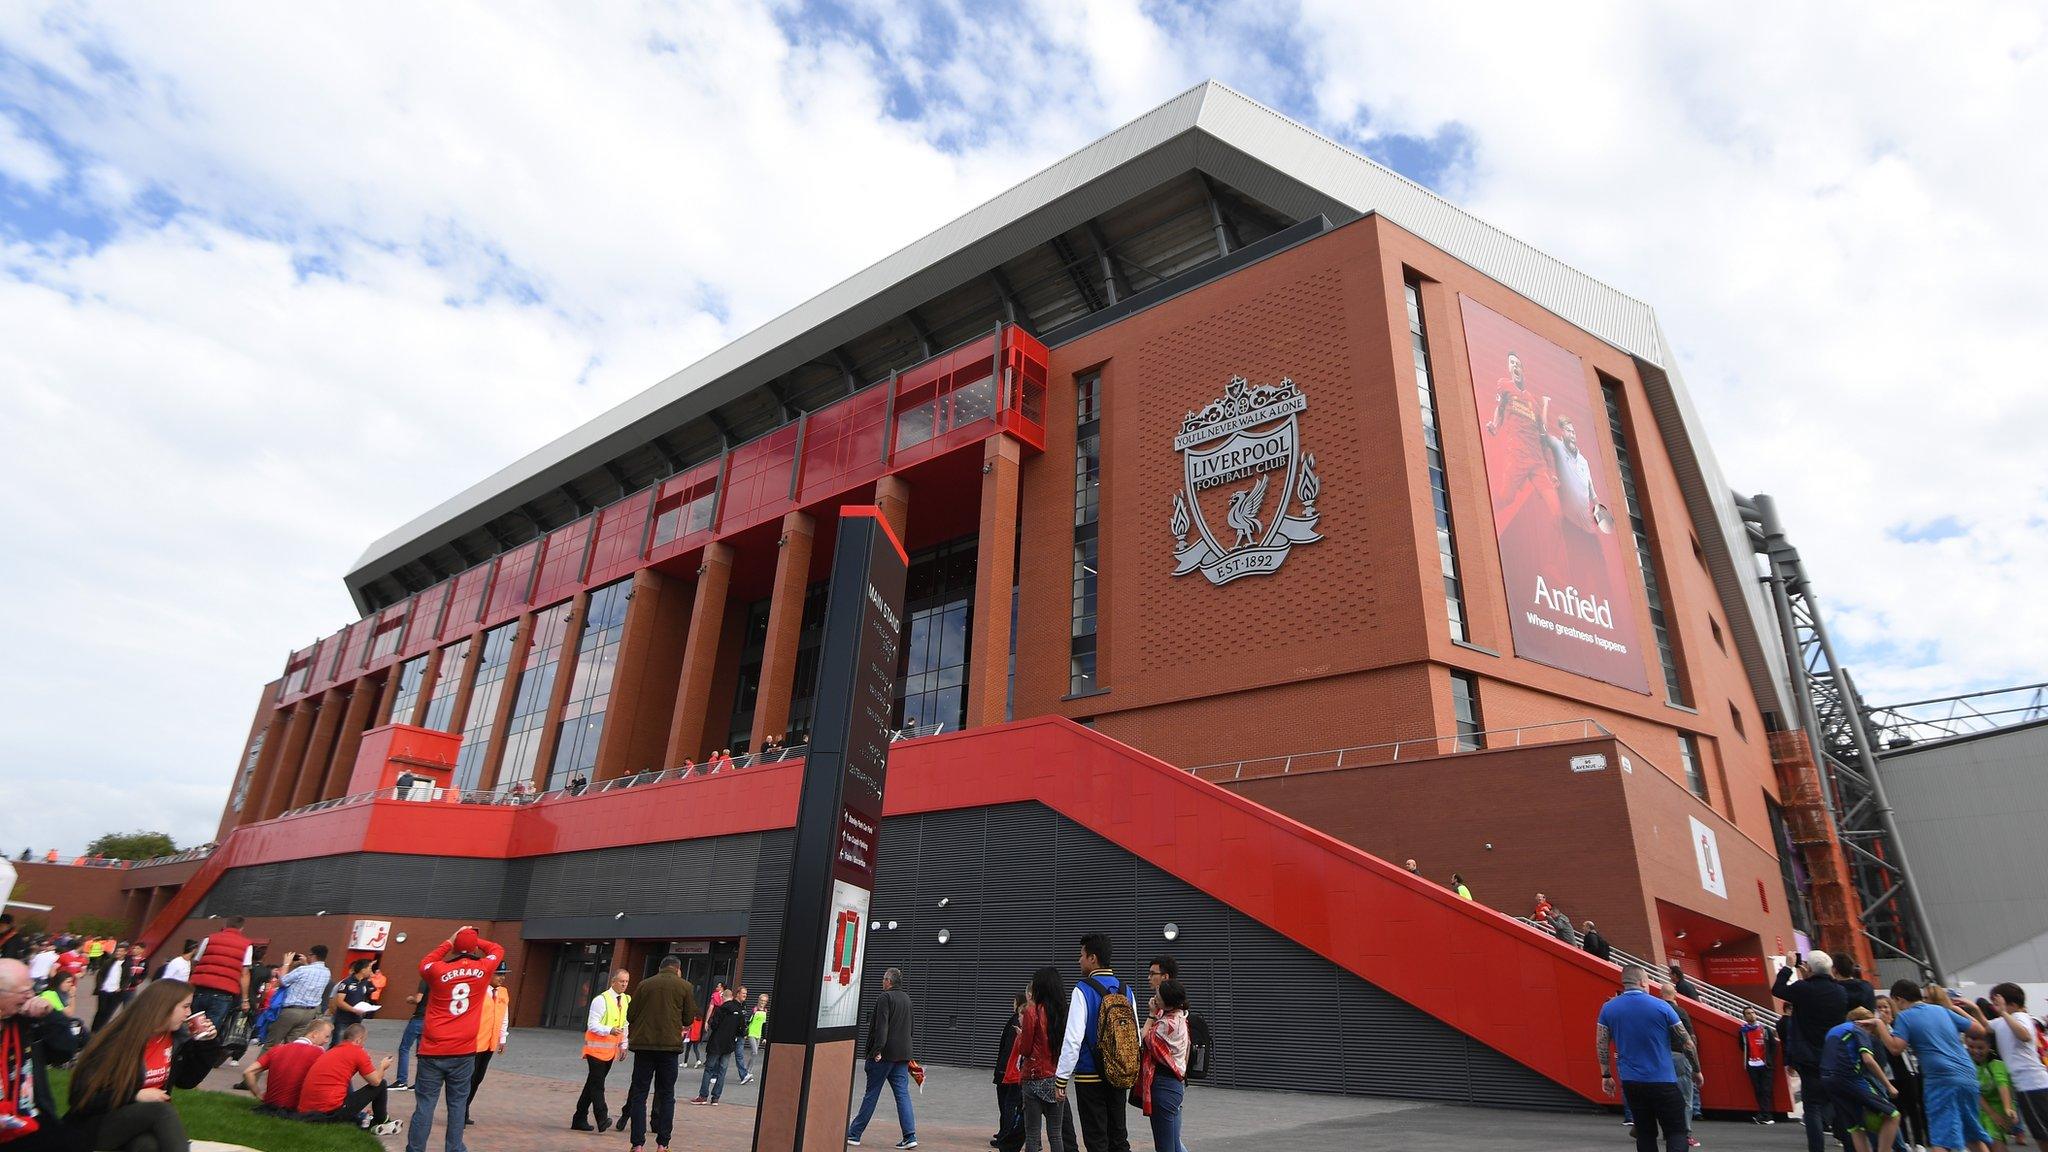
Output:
[1169, 376, 1323, 584]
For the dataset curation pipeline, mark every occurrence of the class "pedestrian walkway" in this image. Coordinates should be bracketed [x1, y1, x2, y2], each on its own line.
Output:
[182, 1020, 1802, 1152]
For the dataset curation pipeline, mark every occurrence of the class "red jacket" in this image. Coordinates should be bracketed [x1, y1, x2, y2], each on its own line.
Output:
[1014, 1003, 1056, 1081]
[189, 928, 253, 995]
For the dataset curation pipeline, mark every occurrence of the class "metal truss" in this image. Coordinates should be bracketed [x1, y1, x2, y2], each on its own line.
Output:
[1864, 682, 2048, 749]
[1741, 494, 1943, 978]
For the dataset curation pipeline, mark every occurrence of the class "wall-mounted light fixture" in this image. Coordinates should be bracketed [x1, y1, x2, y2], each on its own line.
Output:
[936, 929, 950, 945]
[1162, 923, 1179, 942]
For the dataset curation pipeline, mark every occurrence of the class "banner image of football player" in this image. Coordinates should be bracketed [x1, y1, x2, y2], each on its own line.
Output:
[1459, 296, 1650, 693]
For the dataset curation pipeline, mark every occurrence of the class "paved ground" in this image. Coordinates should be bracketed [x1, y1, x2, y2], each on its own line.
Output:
[189, 1019, 1810, 1152]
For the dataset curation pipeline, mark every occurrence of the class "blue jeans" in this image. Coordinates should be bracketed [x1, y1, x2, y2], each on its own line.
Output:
[396, 1016, 424, 1084]
[405, 1054, 473, 1152]
[698, 1051, 729, 1101]
[847, 1058, 915, 1140]
[1148, 1076, 1184, 1152]
[734, 1037, 752, 1079]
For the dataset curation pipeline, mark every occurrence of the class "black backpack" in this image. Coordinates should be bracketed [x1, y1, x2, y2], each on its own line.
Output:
[1184, 1013, 1214, 1081]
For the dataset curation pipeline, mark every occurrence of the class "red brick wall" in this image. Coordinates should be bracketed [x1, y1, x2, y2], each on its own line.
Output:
[7, 862, 132, 935]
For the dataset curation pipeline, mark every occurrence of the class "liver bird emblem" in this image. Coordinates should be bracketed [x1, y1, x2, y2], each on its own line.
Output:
[1226, 472, 1268, 548]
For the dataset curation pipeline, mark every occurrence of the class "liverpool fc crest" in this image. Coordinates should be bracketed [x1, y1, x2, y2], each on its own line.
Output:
[1168, 376, 1323, 584]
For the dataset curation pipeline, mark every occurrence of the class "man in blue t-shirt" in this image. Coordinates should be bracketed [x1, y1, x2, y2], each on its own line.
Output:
[1818, 1008, 1899, 1152]
[1883, 980, 1992, 1152]
[1597, 964, 1698, 1152]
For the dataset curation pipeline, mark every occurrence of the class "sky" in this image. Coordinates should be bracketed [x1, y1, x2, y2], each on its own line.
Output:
[1, 2, 2042, 856]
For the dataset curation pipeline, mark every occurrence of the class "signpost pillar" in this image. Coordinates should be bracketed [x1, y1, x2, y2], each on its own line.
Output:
[753, 506, 908, 1152]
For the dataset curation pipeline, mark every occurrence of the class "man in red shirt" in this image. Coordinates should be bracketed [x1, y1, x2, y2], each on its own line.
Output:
[404, 925, 503, 1152]
[241, 1018, 332, 1113]
[298, 1021, 398, 1133]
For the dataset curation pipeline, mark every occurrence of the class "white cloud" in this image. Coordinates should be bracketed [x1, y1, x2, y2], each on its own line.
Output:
[0, 1, 2038, 856]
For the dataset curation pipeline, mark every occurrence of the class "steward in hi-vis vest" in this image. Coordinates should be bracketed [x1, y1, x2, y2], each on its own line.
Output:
[573, 969, 633, 1132]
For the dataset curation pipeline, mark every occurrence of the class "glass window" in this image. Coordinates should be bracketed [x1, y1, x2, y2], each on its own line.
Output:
[892, 537, 977, 735]
[1451, 671, 1484, 751]
[498, 600, 574, 790]
[1679, 733, 1708, 801]
[387, 655, 428, 725]
[1407, 282, 1469, 642]
[452, 622, 518, 791]
[229, 730, 266, 813]
[420, 638, 472, 733]
[1070, 372, 1102, 695]
[1603, 380, 1689, 706]
[549, 581, 631, 789]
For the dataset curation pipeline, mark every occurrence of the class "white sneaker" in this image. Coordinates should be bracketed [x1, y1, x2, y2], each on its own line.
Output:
[740, 1074, 755, 1085]
[374, 1119, 402, 1135]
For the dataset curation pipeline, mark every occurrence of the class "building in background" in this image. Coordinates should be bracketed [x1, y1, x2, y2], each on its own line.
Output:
[122, 82, 1878, 1107]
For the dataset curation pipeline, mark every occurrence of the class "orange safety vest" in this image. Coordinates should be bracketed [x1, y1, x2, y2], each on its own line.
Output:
[583, 989, 630, 1061]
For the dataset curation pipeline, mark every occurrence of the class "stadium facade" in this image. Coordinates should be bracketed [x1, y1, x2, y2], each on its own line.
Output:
[135, 83, 1853, 1109]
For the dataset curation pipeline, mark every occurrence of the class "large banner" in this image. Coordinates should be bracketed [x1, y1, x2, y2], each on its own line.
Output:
[1458, 296, 1650, 693]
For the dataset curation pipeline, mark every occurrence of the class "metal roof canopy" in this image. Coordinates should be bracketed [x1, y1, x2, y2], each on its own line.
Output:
[343, 79, 1790, 721]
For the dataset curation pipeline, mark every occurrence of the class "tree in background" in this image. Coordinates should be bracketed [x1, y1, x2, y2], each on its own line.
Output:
[84, 831, 178, 860]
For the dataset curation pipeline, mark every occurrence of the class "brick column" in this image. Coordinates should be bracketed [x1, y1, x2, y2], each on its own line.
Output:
[527, 589, 593, 789]
[476, 613, 535, 792]
[594, 570, 694, 781]
[665, 542, 735, 767]
[966, 434, 1023, 728]
[375, 670, 402, 727]
[255, 703, 315, 821]
[319, 680, 381, 800]
[749, 511, 816, 752]
[875, 473, 911, 544]
[287, 688, 348, 811]
[237, 690, 290, 829]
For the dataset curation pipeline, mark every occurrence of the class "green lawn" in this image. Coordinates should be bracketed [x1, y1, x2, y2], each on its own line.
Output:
[49, 1070, 383, 1151]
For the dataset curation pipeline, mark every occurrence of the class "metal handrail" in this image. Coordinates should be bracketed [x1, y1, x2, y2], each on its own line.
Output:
[1515, 916, 1779, 1023]
[1186, 719, 1615, 781]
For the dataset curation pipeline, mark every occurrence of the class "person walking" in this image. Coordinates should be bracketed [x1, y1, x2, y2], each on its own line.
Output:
[730, 985, 755, 1085]
[268, 943, 332, 1049]
[1054, 935, 1138, 1152]
[690, 986, 747, 1105]
[746, 995, 768, 1082]
[185, 917, 254, 1039]
[622, 955, 696, 1152]
[467, 965, 511, 1123]
[573, 969, 631, 1132]
[0, 957, 88, 1152]
[1017, 970, 1065, 1152]
[1583, 922, 1613, 962]
[1738, 1005, 1778, 1124]
[846, 967, 917, 1149]
[683, 1013, 704, 1068]
[89, 944, 136, 1031]
[1775, 950, 1852, 1152]
[1987, 983, 2048, 1140]
[1597, 964, 1696, 1152]
[1884, 981, 1995, 1152]
[1138, 979, 1190, 1152]
[1877, 995, 1930, 1152]
[329, 958, 379, 1045]
[1818, 1007, 1902, 1152]
[404, 926, 503, 1152]
[1452, 874, 1474, 901]
[63, 978, 223, 1152]
[1656, 982, 1704, 1146]
[994, 990, 1026, 1151]
[1667, 961, 1698, 1001]
[1548, 906, 1579, 947]
[394, 976, 429, 1090]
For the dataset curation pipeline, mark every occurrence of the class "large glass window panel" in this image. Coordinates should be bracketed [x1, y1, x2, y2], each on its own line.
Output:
[549, 580, 630, 789]
[387, 655, 428, 725]
[1679, 733, 1709, 801]
[1603, 380, 1690, 706]
[420, 638, 472, 733]
[1407, 282, 1470, 642]
[499, 601, 573, 790]
[452, 622, 518, 791]
[891, 538, 977, 734]
[1451, 671, 1485, 751]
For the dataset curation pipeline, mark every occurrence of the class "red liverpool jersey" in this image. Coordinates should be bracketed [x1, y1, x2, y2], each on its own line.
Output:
[416, 936, 504, 1057]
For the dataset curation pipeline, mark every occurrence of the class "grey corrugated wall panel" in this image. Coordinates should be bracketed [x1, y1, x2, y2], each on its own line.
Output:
[201, 803, 1580, 1108]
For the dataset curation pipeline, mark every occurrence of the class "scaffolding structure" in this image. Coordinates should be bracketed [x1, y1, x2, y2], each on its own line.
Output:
[1739, 495, 1943, 979]
[1865, 683, 2048, 749]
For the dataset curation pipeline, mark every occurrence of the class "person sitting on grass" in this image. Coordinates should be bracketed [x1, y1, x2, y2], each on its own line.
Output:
[64, 979, 223, 1152]
[241, 1017, 331, 1115]
[294, 1022, 399, 1135]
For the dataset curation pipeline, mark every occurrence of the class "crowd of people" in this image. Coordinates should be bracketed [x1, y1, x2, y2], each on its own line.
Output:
[1594, 946, 2048, 1152]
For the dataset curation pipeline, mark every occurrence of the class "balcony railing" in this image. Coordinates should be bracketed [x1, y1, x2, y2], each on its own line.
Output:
[1516, 916, 1778, 1022]
[1185, 719, 1615, 782]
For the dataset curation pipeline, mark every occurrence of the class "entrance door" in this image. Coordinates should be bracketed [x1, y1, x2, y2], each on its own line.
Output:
[543, 941, 614, 1029]
[643, 940, 743, 996]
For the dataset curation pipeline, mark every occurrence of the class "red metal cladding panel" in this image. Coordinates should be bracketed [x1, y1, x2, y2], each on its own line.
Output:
[718, 423, 800, 534]
[306, 631, 347, 695]
[336, 617, 375, 680]
[440, 564, 494, 640]
[278, 644, 319, 705]
[648, 462, 721, 564]
[997, 327, 1050, 451]
[531, 518, 595, 604]
[798, 383, 891, 503]
[401, 582, 452, 658]
[586, 490, 654, 586]
[364, 599, 411, 672]
[484, 540, 541, 623]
